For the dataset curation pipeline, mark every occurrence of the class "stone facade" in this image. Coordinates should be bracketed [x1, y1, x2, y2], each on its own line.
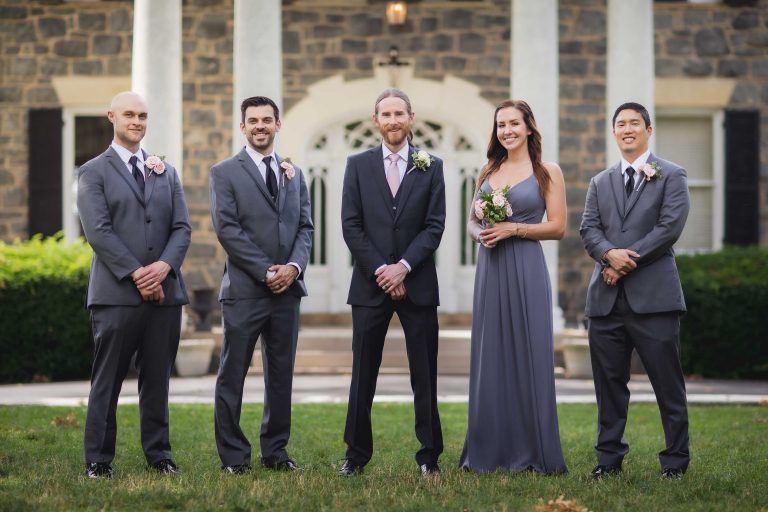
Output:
[1, 0, 767, 325]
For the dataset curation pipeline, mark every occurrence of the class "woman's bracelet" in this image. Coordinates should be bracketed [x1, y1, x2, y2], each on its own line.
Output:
[520, 224, 529, 239]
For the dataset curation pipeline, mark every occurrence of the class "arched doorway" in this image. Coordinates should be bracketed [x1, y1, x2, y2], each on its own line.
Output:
[280, 68, 494, 313]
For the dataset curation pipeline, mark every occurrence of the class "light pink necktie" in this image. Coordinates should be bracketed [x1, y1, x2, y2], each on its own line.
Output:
[386, 153, 401, 197]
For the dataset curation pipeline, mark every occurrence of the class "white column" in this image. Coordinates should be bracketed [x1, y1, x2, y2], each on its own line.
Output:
[511, 0, 563, 330]
[132, 0, 183, 173]
[232, 0, 282, 153]
[606, 0, 654, 164]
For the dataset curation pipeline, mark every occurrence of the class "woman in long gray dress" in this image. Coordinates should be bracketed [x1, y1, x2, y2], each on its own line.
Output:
[460, 100, 568, 474]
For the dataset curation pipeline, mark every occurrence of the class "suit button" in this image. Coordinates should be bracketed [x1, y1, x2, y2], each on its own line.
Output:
[621, 228, 627, 232]
[392, 206, 396, 211]
[395, 228, 399, 232]
[148, 247, 153, 251]
[146, 218, 151, 223]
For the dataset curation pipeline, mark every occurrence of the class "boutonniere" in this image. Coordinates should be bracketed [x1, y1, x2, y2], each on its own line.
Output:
[407, 150, 433, 174]
[145, 155, 166, 175]
[279, 158, 295, 180]
[638, 161, 662, 182]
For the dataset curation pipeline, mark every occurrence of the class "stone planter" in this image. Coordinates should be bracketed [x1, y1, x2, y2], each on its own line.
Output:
[561, 331, 592, 379]
[175, 338, 215, 377]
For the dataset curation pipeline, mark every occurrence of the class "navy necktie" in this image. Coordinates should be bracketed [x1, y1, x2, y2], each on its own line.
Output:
[264, 156, 277, 200]
[129, 155, 144, 194]
[625, 167, 635, 198]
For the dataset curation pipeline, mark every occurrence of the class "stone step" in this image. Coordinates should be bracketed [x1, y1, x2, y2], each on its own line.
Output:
[250, 327, 472, 375]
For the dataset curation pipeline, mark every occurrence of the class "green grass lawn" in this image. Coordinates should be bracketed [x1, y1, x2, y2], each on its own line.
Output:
[0, 403, 766, 511]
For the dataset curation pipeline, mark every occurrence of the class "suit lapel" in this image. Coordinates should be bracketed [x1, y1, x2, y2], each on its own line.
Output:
[276, 154, 288, 212]
[105, 147, 146, 208]
[238, 148, 276, 211]
[394, 146, 417, 223]
[142, 149, 158, 204]
[370, 145, 394, 211]
[624, 153, 655, 218]
[608, 163, 625, 220]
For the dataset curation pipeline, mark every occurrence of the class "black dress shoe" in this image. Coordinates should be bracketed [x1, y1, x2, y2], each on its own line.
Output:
[420, 462, 441, 478]
[262, 457, 301, 471]
[591, 464, 622, 479]
[221, 464, 252, 475]
[149, 459, 179, 475]
[661, 467, 684, 479]
[85, 462, 113, 480]
[338, 459, 364, 476]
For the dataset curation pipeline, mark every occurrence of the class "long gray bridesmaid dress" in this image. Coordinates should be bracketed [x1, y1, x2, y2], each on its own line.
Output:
[459, 174, 567, 474]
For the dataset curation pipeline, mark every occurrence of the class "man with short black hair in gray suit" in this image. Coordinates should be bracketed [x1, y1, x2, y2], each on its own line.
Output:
[210, 96, 313, 475]
[580, 102, 691, 480]
[78, 91, 191, 479]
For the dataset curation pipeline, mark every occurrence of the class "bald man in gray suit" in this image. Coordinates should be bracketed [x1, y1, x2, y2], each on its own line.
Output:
[78, 92, 191, 479]
[581, 102, 690, 480]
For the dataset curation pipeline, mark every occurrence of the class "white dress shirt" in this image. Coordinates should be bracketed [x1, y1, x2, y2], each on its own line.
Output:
[620, 148, 651, 193]
[245, 146, 279, 190]
[111, 142, 145, 179]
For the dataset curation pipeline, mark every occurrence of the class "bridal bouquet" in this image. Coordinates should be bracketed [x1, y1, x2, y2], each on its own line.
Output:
[474, 186, 513, 225]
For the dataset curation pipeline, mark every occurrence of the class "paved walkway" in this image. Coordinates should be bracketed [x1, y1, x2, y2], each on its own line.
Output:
[1, 374, 766, 406]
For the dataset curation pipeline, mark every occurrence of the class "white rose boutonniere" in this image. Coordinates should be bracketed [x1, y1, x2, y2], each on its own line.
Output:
[638, 161, 662, 182]
[408, 150, 433, 174]
[145, 155, 166, 175]
[280, 158, 296, 180]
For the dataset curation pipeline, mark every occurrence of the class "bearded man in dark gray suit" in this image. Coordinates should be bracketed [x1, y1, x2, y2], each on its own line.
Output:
[210, 96, 313, 474]
[338, 88, 446, 478]
[580, 102, 691, 480]
[77, 91, 191, 479]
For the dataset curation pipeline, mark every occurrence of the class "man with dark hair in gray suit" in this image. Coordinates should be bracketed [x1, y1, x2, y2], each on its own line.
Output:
[581, 101, 691, 480]
[78, 91, 191, 479]
[210, 96, 313, 475]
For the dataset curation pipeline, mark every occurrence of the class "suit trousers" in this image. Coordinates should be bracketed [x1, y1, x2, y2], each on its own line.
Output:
[83, 303, 181, 464]
[214, 294, 300, 467]
[588, 287, 690, 471]
[344, 298, 443, 466]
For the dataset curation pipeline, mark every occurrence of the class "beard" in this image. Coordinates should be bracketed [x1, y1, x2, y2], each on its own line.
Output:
[380, 126, 409, 147]
[247, 131, 275, 151]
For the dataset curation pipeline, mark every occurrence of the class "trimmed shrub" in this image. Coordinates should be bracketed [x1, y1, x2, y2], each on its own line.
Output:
[0, 234, 93, 383]
[677, 246, 768, 379]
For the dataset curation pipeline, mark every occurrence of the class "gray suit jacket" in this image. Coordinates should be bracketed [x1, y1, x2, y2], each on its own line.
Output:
[210, 148, 313, 300]
[580, 153, 690, 317]
[77, 147, 191, 307]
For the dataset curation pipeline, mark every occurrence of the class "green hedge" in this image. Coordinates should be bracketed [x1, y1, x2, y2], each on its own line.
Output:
[677, 246, 768, 379]
[0, 234, 93, 383]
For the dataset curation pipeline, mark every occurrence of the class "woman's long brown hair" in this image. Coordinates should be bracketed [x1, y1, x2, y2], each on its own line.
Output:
[475, 100, 551, 196]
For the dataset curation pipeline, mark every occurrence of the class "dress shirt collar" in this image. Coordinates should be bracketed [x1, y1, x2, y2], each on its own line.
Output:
[111, 142, 143, 169]
[382, 143, 410, 164]
[620, 148, 651, 177]
[245, 145, 276, 169]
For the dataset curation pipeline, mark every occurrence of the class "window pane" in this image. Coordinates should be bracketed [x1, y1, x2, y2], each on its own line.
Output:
[676, 187, 713, 252]
[655, 117, 712, 181]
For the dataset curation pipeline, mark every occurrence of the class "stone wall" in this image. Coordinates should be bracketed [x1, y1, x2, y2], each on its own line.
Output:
[0, 0, 133, 239]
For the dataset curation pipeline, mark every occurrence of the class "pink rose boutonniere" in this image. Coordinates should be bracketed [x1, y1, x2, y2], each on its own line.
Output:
[638, 161, 662, 182]
[145, 155, 166, 175]
[280, 158, 296, 180]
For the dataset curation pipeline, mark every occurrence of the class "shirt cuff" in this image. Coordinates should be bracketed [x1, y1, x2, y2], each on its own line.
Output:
[399, 259, 411, 272]
[288, 262, 302, 275]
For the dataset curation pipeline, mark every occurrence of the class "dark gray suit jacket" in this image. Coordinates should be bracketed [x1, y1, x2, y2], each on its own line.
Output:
[209, 148, 313, 300]
[580, 153, 690, 317]
[77, 147, 191, 307]
[341, 144, 446, 307]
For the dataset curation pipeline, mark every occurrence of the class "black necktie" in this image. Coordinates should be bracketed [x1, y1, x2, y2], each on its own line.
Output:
[625, 167, 635, 198]
[129, 155, 144, 194]
[264, 156, 277, 200]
